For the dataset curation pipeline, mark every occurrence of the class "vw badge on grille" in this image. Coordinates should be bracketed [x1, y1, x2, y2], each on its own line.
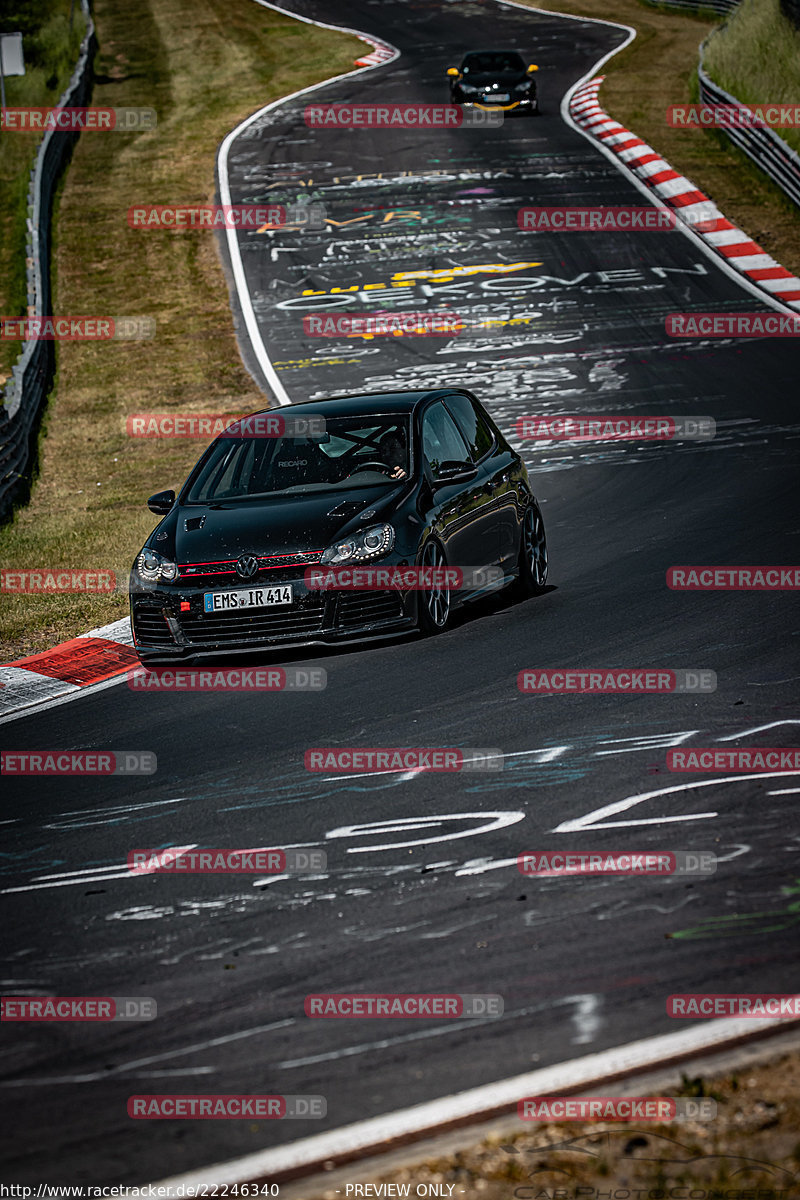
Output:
[236, 554, 260, 580]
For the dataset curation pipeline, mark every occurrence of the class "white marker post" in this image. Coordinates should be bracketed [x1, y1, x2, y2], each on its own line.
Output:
[0, 32, 24, 112]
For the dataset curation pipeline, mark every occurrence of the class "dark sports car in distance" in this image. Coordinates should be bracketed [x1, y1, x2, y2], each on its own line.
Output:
[130, 388, 548, 661]
[447, 50, 539, 114]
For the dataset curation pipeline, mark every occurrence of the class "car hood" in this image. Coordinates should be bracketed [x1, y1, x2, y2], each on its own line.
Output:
[154, 487, 404, 565]
[458, 71, 528, 87]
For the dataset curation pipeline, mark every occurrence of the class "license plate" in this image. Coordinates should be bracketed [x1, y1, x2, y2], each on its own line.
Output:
[204, 585, 293, 612]
[491, 93, 510, 101]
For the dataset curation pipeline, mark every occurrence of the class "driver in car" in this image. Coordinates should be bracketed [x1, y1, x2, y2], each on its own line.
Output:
[377, 431, 408, 480]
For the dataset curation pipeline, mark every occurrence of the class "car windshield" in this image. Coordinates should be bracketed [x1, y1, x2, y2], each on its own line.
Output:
[184, 415, 413, 503]
[461, 52, 524, 74]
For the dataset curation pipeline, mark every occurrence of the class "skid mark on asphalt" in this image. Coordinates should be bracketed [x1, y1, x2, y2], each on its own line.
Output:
[668, 877, 800, 941]
[0, 1019, 295, 1088]
[341, 920, 434, 942]
[275, 995, 605, 1071]
[521, 892, 697, 929]
[39, 797, 189, 832]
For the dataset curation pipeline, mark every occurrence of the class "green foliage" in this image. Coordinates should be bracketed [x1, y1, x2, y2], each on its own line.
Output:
[704, 0, 800, 153]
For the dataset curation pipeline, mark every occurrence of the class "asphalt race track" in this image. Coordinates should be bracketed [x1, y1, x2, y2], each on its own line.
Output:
[2, 0, 799, 1185]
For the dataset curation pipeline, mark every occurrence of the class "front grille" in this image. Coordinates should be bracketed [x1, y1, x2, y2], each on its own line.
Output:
[337, 592, 405, 630]
[177, 599, 326, 645]
[132, 604, 175, 646]
[180, 551, 323, 581]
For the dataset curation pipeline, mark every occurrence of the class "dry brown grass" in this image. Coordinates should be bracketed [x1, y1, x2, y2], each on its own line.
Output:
[304, 1049, 800, 1200]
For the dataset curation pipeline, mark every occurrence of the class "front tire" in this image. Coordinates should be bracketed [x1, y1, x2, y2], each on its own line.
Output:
[514, 501, 548, 597]
[416, 538, 452, 635]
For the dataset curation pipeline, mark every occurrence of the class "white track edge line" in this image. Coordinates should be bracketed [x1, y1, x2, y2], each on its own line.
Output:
[151, 1016, 798, 1188]
[217, 0, 400, 407]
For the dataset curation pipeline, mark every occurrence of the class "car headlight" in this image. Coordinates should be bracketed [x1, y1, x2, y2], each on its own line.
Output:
[135, 548, 178, 582]
[458, 83, 479, 95]
[516, 80, 532, 91]
[320, 523, 395, 566]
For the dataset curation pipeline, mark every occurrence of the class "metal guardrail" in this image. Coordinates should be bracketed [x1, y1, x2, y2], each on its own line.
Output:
[640, 0, 800, 211]
[0, 0, 96, 522]
[698, 48, 800, 208]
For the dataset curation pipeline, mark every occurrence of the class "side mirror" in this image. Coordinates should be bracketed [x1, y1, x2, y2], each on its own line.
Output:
[434, 461, 478, 486]
[447, 67, 459, 77]
[147, 489, 176, 515]
[527, 64, 538, 73]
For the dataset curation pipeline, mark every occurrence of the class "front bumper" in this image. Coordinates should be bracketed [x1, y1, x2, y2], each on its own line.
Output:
[130, 568, 418, 661]
[453, 97, 537, 113]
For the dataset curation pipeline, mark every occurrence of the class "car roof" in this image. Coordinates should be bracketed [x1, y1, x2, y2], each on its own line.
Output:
[242, 389, 471, 420]
[461, 49, 524, 58]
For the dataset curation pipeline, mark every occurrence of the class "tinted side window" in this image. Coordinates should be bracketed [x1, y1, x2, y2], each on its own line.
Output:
[445, 394, 494, 463]
[421, 403, 471, 478]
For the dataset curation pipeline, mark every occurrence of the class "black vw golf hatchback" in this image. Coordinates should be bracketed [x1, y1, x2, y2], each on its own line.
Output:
[130, 389, 548, 662]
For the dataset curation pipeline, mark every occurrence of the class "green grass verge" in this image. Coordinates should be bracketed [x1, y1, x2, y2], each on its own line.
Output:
[0, 0, 88, 382]
[703, 0, 800, 155]
[0, 0, 364, 659]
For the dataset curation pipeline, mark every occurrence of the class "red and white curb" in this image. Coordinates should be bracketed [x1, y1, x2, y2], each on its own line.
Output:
[570, 77, 800, 311]
[354, 36, 396, 68]
[151, 1016, 799, 1189]
[0, 617, 135, 719]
